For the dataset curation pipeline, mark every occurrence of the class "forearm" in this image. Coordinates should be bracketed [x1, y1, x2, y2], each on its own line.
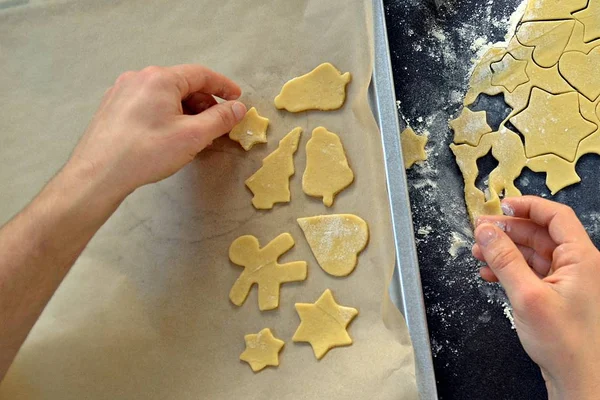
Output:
[0, 160, 127, 379]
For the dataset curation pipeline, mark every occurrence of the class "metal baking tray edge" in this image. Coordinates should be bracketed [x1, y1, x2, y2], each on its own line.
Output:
[370, 1, 439, 398]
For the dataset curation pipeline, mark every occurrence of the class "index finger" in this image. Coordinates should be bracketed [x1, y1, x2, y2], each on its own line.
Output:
[168, 64, 242, 100]
[502, 196, 591, 245]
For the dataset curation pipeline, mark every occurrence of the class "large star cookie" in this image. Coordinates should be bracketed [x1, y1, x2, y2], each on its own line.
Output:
[293, 289, 358, 360]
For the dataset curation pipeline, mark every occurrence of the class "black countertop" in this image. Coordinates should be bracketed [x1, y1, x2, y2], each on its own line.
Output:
[382, 0, 600, 399]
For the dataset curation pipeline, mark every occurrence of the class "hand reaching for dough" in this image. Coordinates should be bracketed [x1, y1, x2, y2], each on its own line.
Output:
[472, 196, 600, 400]
[70, 64, 246, 199]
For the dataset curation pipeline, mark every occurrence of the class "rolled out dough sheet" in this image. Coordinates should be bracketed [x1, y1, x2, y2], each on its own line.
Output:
[0, 1, 418, 399]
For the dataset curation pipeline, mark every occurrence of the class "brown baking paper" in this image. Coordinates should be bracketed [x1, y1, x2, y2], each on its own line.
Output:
[0, 0, 418, 398]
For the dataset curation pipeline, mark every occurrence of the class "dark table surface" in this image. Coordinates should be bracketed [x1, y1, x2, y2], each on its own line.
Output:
[382, 0, 600, 399]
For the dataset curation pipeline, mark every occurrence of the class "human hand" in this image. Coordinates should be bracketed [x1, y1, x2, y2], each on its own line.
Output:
[67, 64, 246, 200]
[472, 196, 600, 400]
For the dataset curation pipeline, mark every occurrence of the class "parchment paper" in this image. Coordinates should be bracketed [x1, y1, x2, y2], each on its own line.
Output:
[0, 0, 418, 398]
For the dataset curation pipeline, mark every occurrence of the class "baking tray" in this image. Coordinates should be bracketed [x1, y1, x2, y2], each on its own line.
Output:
[371, 0, 438, 398]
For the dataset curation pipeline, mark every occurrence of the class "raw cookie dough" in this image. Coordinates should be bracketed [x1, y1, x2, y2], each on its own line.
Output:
[452, 0, 600, 223]
[245, 127, 302, 209]
[449, 108, 492, 146]
[274, 63, 351, 112]
[522, 0, 587, 22]
[516, 20, 575, 68]
[229, 233, 307, 311]
[229, 107, 269, 151]
[292, 289, 358, 360]
[490, 53, 530, 92]
[400, 127, 428, 168]
[573, 2, 600, 42]
[559, 48, 600, 101]
[302, 127, 354, 207]
[240, 328, 285, 372]
[297, 214, 369, 277]
[510, 88, 596, 161]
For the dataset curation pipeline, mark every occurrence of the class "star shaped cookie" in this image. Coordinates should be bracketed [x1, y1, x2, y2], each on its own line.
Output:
[510, 88, 597, 161]
[293, 289, 358, 360]
[240, 328, 285, 372]
[229, 107, 269, 151]
[449, 108, 492, 146]
[491, 53, 529, 92]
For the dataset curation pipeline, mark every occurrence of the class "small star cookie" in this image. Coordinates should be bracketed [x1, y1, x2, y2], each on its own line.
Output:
[449, 109, 492, 147]
[491, 53, 529, 92]
[240, 328, 284, 372]
[229, 107, 269, 151]
[293, 289, 358, 360]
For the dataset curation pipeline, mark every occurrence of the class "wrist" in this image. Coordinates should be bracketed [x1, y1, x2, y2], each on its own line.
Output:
[546, 369, 600, 400]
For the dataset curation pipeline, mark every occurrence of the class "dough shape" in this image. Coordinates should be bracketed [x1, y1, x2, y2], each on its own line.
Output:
[229, 233, 307, 311]
[559, 48, 600, 101]
[245, 127, 302, 209]
[516, 20, 575, 68]
[274, 63, 351, 112]
[450, 128, 526, 223]
[522, 0, 587, 22]
[229, 107, 269, 151]
[491, 53, 530, 92]
[400, 127, 428, 168]
[302, 127, 354, 207]
[453, 3, 600, 211]
[297, 214, 369, 277]
[292, 289, 358, 360]
[574, 2, 600, 43]
[526, 155, 580, 195]
[240, 328, 285, 372]
[449, 108, 492, 146]
[510, 88, 596, 161]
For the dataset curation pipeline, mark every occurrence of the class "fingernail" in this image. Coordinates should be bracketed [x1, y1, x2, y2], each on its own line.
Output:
[232, 102, 246, 121]
[476, 225, 497, 247]
[501, 202, 515, 217]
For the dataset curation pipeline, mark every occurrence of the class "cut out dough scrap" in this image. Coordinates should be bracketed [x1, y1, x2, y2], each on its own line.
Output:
[274, 63, 351, 112]
[526, 155, 580, 195]
[229, 107, 269, 151]
[297, 214, 368, 277]
[400, 127, 428, 168]
[491, 53, 530, 92]
[522, 0, 587, 22]
[450, 128, 526, 223]
[509, 88, 596, 161]
[574, 2, 600, 43]
[449, 108, 492, 146]
[559, 48, 600, 101]
[463, 47, 506, 106]
[240, 328, 285, 372]
[229, 233, 307, 311]
[302, 127, 354, 207]
[245, 127, 302, 209]
[516, 20, 575, 68]
[292, 289, 358, 360]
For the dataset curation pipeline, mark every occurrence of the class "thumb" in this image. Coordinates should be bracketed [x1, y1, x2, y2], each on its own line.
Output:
[183, 100, 246, 149]
[475, 223, 542, 299]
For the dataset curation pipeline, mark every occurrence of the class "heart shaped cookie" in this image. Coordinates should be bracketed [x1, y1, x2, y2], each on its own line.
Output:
[559, 47, 600, 101]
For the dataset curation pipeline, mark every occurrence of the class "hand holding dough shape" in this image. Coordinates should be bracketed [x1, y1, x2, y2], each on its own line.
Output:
[274, 63, 351, 112]
[302, 127, 354, 207]
[297, 214, 368, 277]
[229, 233, 307, 311]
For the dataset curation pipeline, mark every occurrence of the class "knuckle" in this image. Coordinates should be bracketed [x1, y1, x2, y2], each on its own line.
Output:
[489, 247, 519, 272]
[553, 243, 581, 266]
[516, 287, 545, 310]
[139, 66, 169, 86]
[115, 70, 136, 85]
[214, 106, 235, 127]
